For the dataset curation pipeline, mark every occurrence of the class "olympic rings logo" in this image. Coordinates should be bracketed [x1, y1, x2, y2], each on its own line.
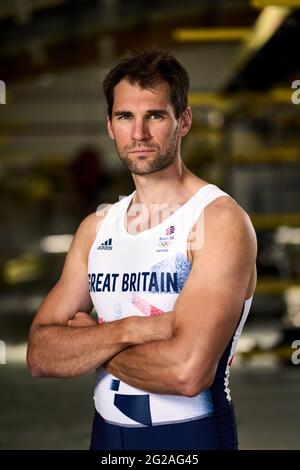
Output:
[158, 240, 171, 248]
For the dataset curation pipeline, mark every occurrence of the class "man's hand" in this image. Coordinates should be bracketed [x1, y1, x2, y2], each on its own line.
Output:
[67, 312, 98, 327]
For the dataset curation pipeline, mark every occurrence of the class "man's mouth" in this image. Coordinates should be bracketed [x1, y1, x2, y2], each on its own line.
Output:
[130, 149, 155, 153]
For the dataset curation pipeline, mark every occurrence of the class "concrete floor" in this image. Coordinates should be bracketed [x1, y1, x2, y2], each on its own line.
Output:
[1, 352, 299, 449]
[0, 363, 94, 449]
[231, 362, 300, 449]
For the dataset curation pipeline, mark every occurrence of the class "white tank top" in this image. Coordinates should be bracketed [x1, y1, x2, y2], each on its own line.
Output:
[88, 183, 253, 427]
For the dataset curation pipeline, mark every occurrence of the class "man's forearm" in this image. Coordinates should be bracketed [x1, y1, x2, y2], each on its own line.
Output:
[27, 314, 171, 378]
[105, 336, 184, 395]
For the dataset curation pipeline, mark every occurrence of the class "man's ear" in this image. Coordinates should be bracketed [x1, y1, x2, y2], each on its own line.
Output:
[179, 106, 192, 137]
[107, 116, 115, 140]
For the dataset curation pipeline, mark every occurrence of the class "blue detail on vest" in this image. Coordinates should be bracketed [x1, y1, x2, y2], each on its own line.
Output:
[196, 389, 214, 415]
[150, 253, 192, 293]
[114, 394, 152, 426]
[110, 379, 120, 391]
[175, 253, 192, 290]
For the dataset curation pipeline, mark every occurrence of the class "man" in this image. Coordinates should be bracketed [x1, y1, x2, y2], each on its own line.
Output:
[27, 49, 257, 450]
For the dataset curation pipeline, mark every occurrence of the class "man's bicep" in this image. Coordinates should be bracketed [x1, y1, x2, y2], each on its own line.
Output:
[172, 203, 256, 374]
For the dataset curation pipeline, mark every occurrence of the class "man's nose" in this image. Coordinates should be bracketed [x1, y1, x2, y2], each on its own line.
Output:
[131, 118, 151, 141]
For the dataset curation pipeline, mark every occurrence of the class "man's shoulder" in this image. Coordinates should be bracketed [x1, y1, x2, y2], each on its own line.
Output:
[206, 193, 250, 226]
[204, 195, 257, 251]
[190, 194, 257, 274]
[74, 204, 113, 255]
[80, 204, 113, 230]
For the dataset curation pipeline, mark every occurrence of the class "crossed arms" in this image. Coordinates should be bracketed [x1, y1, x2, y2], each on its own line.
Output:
[27, 198, 257, 397]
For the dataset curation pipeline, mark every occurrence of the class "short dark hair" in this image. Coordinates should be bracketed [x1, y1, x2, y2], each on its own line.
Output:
[103, 49, 190, 120]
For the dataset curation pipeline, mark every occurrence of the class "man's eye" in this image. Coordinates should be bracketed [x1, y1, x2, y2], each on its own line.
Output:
[118, 114, 131, 120]
[149, 113, 163, 120]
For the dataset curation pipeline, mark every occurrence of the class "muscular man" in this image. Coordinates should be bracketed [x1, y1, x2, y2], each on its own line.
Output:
[27, 49, 257, 450]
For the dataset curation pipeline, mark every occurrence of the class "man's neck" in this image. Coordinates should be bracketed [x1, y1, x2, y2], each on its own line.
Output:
[131, 163, 202, 208]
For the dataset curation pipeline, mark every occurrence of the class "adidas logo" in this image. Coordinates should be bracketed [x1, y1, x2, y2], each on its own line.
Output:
[97, 238, 113, 250]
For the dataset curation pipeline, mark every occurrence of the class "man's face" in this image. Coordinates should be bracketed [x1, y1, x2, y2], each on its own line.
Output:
[107, 78, 182, 175]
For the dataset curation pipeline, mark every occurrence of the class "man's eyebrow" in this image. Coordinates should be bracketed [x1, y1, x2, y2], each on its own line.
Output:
[146, 109, 169, 115]
[113, 110, 133, 116]
[113, 109, 170, 116]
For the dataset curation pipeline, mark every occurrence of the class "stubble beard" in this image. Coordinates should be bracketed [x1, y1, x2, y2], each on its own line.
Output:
[116, 127, 180, 176]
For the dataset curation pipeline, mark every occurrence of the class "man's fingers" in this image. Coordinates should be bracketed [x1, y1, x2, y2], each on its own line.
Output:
[75, 312, 92, 319]
[68, 315, 98, 327]
[68, 319, 88, 327]
[76, 312, 98, 325]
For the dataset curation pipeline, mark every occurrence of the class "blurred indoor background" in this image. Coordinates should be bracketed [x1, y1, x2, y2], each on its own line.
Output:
[0, 0, 300, 449]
